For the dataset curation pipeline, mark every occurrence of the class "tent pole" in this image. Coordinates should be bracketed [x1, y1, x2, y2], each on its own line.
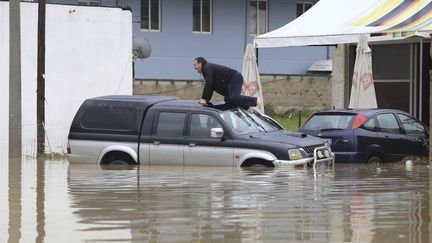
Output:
[419, 37, 423, 121]
[429, 33, 432, 166]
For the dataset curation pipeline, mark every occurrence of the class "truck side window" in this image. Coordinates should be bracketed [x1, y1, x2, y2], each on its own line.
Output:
[190, 114, 221, 137]
[155, 112, 186, 136]
[81, 105, 137, 131]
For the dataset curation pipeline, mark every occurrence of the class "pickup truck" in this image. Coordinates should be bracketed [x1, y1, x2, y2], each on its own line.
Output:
[67, 95, 334, 167]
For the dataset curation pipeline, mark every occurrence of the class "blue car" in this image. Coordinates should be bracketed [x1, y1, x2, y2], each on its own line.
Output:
[298, 109, 429, 163]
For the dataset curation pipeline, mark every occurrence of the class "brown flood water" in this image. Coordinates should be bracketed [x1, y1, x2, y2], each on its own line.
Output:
[0, 157, 431, 243]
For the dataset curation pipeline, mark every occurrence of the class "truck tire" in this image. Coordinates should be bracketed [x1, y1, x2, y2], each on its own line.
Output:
[241, 159, 275, 168]
[101, 152, 137, 165]
[367, 156, 382, 164]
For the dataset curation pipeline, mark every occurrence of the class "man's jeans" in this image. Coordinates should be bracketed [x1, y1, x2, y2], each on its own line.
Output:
[225, 71, 257, 107]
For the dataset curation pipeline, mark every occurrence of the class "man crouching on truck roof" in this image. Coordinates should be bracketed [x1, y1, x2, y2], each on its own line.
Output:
[193, 57, 261, 109]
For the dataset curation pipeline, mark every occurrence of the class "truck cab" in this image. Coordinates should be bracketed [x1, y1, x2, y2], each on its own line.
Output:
[67, 95, 334, 167]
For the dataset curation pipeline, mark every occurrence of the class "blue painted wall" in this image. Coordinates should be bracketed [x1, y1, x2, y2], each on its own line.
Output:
[48, 0, 329, 80]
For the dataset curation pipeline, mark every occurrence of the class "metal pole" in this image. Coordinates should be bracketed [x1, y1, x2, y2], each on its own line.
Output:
[255, 47, 259, 67]
[9, 0, 22, 158]
[37, 0, 46, 157]
[419, 38, 423, 121]
[429, 33, 432, 166]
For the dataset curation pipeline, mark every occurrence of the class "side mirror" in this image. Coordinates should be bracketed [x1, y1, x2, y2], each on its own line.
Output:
[211, 127, 224, 138]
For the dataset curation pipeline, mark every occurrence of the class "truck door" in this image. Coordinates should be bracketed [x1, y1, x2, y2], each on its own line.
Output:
[149, 111, 186, 165]
[184, 113, 234, 166]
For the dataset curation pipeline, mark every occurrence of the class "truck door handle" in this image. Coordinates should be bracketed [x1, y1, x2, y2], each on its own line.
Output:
[153, 141, 160, 145]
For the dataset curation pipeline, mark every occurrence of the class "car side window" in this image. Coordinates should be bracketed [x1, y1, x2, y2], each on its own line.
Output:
[190, 113, 222, 137]
[377, 113, 401, 134]
[397, 114, 426, 135]
[362, 117, 378, 131]
[155, 112, 186, 136]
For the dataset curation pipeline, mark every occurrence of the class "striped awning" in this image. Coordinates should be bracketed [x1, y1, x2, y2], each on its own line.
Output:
[255, 0, 432, 47]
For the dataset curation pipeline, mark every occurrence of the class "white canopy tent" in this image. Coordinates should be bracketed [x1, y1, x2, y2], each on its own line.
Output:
[254, 0, 432, 119]
[254, 0, 432, 48]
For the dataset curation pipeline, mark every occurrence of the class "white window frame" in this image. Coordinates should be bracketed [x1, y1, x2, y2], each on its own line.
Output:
[296, 1, 314, 17]
[78, 0, 101, 6]
[193, 0, 213, 34]
[249, 0, 268, 36]
[140, 0, 161, 32]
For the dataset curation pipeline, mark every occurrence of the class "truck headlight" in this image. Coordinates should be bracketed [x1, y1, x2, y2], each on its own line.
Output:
[288, 149, 302, 160]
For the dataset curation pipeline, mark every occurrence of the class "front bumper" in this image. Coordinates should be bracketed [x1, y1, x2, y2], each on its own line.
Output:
[273, 157, 313, 167]
[272, 146, 335, 168]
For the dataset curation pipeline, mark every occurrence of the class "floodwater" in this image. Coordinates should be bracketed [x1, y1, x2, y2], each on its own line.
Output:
[1, 157, 431, 243]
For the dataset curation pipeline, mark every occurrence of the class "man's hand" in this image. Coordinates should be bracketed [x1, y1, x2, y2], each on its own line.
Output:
[199, 99, 208, 106]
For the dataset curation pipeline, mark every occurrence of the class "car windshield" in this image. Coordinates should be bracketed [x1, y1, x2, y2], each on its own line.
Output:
[219, 109, 280, 135]
[302, 114, 355, 131]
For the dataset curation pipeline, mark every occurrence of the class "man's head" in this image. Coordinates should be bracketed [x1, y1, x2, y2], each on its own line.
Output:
[193, 57, 207, 73]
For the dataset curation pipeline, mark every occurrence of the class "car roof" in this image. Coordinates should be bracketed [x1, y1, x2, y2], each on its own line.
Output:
[90, 95, 178, 104]
[313, 108, 411, 118]
[86, 95, 247, 112]
[152, 100, 242, 112]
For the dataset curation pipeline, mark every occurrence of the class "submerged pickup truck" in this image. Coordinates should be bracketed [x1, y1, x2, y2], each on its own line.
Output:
[67, 95, 334, 167]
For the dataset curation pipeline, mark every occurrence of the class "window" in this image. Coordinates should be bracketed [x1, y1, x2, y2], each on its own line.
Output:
[193, 0, 212, 33]
[250, 0, 267, 35]
[397, 114, 426, 135]
[81, 105, 138, 131]
[296, 1, 314, 17]
[377, 114, 400, 134]
[190, 114, 221, 137]
[302, 114, 355, 130]
[362, 118, 378, 132]
[141, 0, 160, 31]
[78, 0, 101, 6]
[116, 0, 131, 8]
[155, 112, 186, 136]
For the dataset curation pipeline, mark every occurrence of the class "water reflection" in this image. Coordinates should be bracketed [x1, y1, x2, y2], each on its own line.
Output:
[36, 159, 45, 243]
[67, 164, 430, 242]
[1, 158, 431, 242]
[8, 157, 21, 243]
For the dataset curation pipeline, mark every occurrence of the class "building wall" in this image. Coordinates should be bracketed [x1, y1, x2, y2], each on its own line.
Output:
[46, 0, 329, 80]
[0, 2, 132, 156]
[134, 75, 332, 113]
[131, 0, 329, 80]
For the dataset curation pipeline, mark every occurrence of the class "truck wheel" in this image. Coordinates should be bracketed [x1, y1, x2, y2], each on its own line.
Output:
[101, 152, 137, 165]
[241, 159, 275, 168]
[367, 156, 382, 164]
[110, 159, 132, 165]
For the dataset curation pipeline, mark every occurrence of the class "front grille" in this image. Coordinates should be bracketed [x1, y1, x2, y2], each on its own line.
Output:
[302, 144, 325, 157]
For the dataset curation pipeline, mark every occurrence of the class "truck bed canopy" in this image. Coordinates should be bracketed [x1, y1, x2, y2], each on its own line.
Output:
[254, 0, 432, 48]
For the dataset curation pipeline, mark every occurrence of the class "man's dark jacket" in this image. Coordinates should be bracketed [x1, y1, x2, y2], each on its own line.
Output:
[201, 62, 236, 101]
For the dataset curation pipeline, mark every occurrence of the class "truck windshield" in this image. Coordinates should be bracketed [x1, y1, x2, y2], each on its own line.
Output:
[219, 109, 280, 135]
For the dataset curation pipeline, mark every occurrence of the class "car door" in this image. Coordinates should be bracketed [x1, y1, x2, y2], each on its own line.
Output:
[149, 111, 186, 165]
[357, 116, 383, 161]
[376, 113, 405, 161]
[184, 113, 234, 166]
[396, 113, 429, 156]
